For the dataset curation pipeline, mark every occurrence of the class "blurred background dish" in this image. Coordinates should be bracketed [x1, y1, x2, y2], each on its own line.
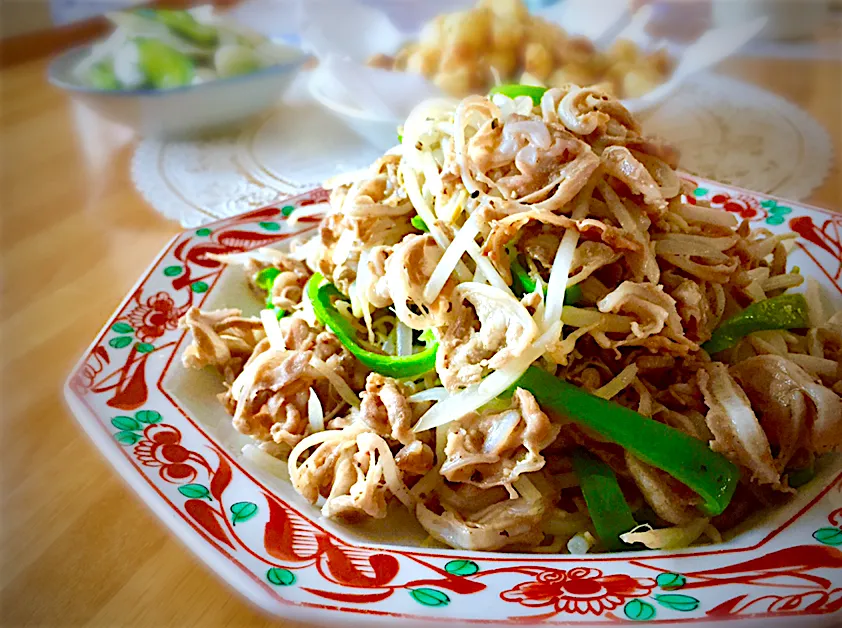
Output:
[48, 5, 308, 137]
[303, 0, 766, 149]
[367, 0, 673, 100]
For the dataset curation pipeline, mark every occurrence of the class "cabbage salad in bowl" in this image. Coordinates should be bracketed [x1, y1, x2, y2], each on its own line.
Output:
[73, 5, 297, 91]
[179, 83, 842, 554]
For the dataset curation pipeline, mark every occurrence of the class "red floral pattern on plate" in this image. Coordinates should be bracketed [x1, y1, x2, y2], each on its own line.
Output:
[126, 292, 183, 341]
[501, 567, 656, 615]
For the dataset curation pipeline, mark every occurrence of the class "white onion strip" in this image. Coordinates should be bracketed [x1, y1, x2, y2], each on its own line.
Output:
[805, 278, 826, 327]
[412, 322, 561, 432]
[307, 388, 325, 432]
[594, 365, 638, 400]
[408, 387, 448, 403]
[205, 248, 287, 266]
[424, 214, 480, 303]
[396, 321, 413, 357]
[464, 239, 515, 297]
[242, 444, 290, 480]
[543, 189, 592, 330]
[309, 356, 360, 407]
[260, 309, 286, 350]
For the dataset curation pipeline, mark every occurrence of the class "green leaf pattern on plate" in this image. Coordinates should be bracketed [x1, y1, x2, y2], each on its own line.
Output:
[178, 484, 211, 500]
[109, 336, 133, 349]
[115, 431, 143, 446]
[624, 599, 656, 621]
[266, 567, 296, 586]
[444, 559, 479, 576]
[410, 588, 450, 607]
[813, 527, 842, 546]
[230, 501, 258, 525]
[135, 410, 162, 424]
[653, 594, 700, 612]
[112, 416, 141, 431]
[655, 573, 686, 590]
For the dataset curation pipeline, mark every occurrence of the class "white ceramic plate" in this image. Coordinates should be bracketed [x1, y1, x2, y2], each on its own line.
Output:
[65, 178, 842, 627]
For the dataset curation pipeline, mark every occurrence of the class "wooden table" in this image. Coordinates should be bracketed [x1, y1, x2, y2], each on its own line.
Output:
[1, 38, 840, 628]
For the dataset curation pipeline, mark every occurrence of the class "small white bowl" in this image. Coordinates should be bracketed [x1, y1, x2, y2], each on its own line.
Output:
[49, 44, 309, 138]
[308, 73, 401, 149]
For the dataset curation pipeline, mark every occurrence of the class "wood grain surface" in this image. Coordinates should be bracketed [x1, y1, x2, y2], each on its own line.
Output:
[0, 27, 840, 628]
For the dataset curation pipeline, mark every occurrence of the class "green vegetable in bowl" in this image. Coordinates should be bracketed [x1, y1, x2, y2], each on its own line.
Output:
[214, 45, 261, 78]
[136, 9, 218, 46]
[88, 62, 120, 90]
[76, 5, 296, 91]
[136, 39, 195, 89]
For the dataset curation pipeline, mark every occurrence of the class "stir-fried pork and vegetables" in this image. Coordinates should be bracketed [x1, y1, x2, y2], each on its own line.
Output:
[180, 84, 842, 553]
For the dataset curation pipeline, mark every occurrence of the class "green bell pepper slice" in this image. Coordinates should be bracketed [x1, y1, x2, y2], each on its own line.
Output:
[489, 84, 547, 106]
[411, 215, 429, 232]
[509, 250, 582, 304]
[703, 293, 810, 354]
[136, 38, 195, 89]
[136, 8, 218, 46]
[512, 366, 740, 516]
[307, 273, 438, 378]
[254, 267, 287, 319]
[787, 463, 815, 488]
[254, 267, 280, 291]
[573, 448, 638, 551]
[89, 61, 120, 90]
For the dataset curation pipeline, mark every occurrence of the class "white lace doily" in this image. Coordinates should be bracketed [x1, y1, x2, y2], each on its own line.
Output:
[131, 75, 383, 227]
[132, 72, 833, 227]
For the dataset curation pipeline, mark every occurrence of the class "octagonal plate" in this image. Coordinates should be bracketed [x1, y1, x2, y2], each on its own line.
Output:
[65, 179, 842, 627]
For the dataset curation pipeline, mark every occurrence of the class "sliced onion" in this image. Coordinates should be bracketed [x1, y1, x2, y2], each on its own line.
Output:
[412, 322, 561, 432]
[260, 309, 286, 350]
[620, 518, 710, 549]
[594, 365, 639, 400]
[242, 444, 290, 480]
[309, 356, 360, 407]
[287, 425, 352, 481]
[408, 387, 448, 403]
[761, 274, 804, 292]
[675, 203, 738, 228]
[307, 388, 325, 433]
[561, 306, 634, 333]
[785, 354, 839, 378]
[205, 247, 287, 266]
[543, 195, 591, 330]
[424, 214, 480, 303]
[396, 320, 413, 357]
[805, 278, 827, 327]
